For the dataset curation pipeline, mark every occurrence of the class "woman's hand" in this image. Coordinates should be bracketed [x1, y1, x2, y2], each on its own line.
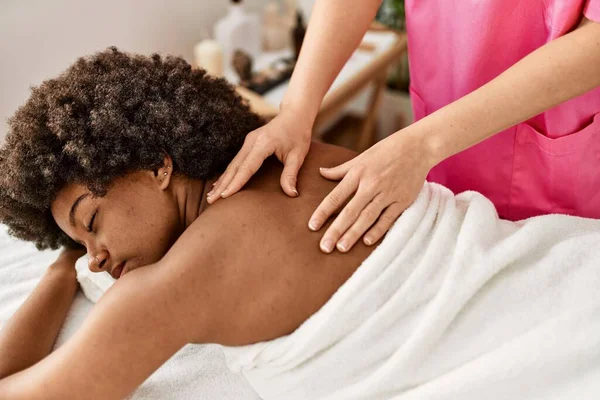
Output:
[309, 130, 436, 253]
[56, 247, 87, 264]
[207, 110, 313, 203]
[49, 247, 86, 278]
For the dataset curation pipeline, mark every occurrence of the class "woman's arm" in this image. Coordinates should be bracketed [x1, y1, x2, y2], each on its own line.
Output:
[0, 257, 198, 400]
[419, 16, 600, 166]
[0, 251, 81, 380]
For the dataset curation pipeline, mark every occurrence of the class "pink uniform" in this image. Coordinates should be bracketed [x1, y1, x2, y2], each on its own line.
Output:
[406, 0, 600, 220]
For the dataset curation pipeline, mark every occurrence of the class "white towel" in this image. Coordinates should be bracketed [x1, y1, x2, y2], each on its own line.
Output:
[74, 257, 116, 303]
[220, 182, 600, 400]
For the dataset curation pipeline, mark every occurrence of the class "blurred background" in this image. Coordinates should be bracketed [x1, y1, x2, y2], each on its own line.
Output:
[0, 0, 411, 151]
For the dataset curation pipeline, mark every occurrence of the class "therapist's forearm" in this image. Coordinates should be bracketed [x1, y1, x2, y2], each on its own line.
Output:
[412, 17, 600, 168]
[281, 0, 382, 122]
[0, 262, 77, 380]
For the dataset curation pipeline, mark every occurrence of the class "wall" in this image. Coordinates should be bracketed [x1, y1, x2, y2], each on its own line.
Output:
[0, 0, 270, 141]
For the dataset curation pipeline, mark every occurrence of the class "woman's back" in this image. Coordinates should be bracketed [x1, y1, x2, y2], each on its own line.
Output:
[169, 142, 378, 345]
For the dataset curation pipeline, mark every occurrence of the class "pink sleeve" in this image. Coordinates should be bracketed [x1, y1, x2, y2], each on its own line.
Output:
[584, 0, 600, 22]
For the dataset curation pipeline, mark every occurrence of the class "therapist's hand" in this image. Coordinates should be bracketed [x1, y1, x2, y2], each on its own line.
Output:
[207, 110, 312, 203]
[309, 130, 435, 253]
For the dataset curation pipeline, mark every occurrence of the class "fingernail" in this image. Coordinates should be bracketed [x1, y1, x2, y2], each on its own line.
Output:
[337, 241, 347, 252]
[221, 189, 229, 197]
[207, 192, 220, 202]
[207, 190, 214, 197]
[308, 220, 319, 231]
[212, 182, 217, 186]
[319, 167, 326, 172]
[364, 237, 373, 245]
[292, 188, 299, 196]
[320, 239, 334, 253]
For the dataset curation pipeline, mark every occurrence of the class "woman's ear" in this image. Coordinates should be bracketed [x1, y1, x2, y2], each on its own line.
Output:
[158, 164, 172, 190]
[154, 153, 173, 190]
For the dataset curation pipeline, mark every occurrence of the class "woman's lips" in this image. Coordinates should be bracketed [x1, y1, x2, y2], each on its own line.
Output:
[112, 262, 125, 279]
[119, 263, 130, 278]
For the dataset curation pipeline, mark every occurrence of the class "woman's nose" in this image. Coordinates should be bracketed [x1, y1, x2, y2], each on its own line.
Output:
[88, 251, 108, 272]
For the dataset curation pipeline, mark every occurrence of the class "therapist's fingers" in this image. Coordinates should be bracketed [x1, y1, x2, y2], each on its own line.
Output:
[209, 175, 225, 198]
[336, 194, 386, 252]
[308, 172, 359, 234]
[313, 186, 376, 254]
[207, 142, 253, 204]
[220, 141, 274, 199]
[363, 201, 406, 246]
[280, 150, 304, 197]
[317, 185, 377, 253]
[319, 158, 354, 181]
[211, 174, 224, 189]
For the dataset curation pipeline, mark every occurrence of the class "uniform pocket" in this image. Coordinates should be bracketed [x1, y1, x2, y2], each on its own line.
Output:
[510, 114, 600, 219]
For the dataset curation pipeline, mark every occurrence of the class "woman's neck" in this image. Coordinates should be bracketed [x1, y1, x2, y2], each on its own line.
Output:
[173, 175, 215, 230]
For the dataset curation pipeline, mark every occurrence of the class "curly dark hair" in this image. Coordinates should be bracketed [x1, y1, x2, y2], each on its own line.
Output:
[0, 46, 264, 250]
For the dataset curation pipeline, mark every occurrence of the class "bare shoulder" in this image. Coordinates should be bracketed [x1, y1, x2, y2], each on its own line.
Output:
[301, 141, 358, 171]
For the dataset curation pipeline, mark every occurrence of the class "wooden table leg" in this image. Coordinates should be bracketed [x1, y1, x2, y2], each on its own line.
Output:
[355, 70, 388, 152]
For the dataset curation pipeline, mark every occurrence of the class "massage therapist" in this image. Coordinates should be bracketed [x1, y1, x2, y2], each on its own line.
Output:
[207, 0, 600, 253]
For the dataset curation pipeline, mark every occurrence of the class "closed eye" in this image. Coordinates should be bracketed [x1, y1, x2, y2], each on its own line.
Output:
[87, 210, 97, 232]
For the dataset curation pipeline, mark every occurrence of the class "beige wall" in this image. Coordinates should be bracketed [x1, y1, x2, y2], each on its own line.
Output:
[0, 0, 270, 141]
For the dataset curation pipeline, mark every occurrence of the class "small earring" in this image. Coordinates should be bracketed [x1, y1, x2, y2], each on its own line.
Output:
[163, 172, 168, 176]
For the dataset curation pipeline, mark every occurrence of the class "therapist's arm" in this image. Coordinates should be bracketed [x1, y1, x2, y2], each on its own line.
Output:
[279, 0, 382, 120]
[310, 16, 600, 254]
[420, 16, 600, 167]
[209, 0, 383, 200]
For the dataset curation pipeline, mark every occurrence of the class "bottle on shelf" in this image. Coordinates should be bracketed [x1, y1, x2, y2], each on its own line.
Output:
[292, 10, 307, 61]
[214, 0, 261, 74]
[262, 0, 290, 51]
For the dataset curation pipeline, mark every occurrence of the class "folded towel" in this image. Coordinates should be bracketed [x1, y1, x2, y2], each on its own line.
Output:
[220, 182, 600, 400]
[74, 258, 116, 303]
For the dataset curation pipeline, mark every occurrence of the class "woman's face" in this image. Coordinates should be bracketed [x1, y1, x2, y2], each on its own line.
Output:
[51, 166, 183, 279]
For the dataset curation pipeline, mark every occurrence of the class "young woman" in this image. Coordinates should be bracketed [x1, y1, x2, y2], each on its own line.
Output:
[0, 47, 378, 399]
[1, 47, 598, 400]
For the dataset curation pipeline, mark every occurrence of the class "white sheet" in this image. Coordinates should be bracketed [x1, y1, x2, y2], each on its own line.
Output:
[0, 225, 261, 400]
[221, 182, 600, 400]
